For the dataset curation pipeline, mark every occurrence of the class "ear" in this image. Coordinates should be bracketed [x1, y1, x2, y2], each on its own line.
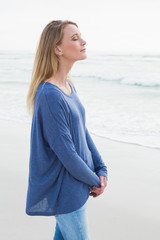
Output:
[54, 46, 63, 56]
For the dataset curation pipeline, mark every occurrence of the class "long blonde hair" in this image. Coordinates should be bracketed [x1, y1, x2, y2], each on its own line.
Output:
[26, 20, 78, 116]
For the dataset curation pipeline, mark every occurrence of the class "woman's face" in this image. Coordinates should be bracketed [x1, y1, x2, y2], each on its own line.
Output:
[57, 24, 87, 61]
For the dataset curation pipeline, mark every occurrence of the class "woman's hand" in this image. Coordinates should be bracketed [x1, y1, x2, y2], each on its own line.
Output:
[89, 176, 107, 198]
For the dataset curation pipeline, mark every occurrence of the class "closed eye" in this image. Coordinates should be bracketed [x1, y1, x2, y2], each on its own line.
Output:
[71, 33, 81, 41]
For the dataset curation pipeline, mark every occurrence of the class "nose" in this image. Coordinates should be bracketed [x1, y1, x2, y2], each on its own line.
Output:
[81, 38, 86, 46]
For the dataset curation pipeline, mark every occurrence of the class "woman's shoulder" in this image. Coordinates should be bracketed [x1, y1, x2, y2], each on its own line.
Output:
[35, 81, 64, 110]
[40, 81, 64, 99]
[40, 81, 66, 110]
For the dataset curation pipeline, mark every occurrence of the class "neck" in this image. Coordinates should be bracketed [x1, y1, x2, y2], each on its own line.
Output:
[52, 58, 75, 87]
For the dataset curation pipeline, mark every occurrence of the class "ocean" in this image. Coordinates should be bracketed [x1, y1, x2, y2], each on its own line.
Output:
[0, 51, 160, 149]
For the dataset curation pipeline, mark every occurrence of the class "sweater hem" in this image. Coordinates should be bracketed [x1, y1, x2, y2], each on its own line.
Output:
[26, 192, 90, 216]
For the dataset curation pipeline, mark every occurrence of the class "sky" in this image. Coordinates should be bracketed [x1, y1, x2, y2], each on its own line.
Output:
[0, 0, 160, 54]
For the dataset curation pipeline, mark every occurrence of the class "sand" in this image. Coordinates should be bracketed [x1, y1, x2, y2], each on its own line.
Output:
[0, 119, 160, 240]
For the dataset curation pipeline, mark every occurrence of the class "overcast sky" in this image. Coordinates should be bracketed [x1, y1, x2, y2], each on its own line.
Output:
[0, 0, 160, 54]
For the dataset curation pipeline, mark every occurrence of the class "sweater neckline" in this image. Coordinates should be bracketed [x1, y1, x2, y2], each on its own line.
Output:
[42, 78, 74, 98]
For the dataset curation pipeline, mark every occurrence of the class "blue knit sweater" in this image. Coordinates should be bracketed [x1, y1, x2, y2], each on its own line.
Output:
[25, 79, 108, 216]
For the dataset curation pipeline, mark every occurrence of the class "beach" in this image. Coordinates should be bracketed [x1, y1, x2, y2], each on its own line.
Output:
[0, 119, 160, 240]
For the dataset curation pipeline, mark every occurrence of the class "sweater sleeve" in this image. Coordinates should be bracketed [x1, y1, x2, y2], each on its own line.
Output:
[40, 91, 100, 188]
[85, 127, 108, 180]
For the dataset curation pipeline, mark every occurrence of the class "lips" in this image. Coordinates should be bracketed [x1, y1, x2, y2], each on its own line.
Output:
[80, 48, 86, 52]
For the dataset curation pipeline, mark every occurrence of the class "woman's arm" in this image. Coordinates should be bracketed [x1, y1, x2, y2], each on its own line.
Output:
[71, 82, 108, 180]
[85, 127, 108, 180]
[39, 90, 100, 188]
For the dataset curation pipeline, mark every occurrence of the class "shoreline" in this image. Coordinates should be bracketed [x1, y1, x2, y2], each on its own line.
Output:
[91, 131, 160, 151]
[0, 119, 160, 239]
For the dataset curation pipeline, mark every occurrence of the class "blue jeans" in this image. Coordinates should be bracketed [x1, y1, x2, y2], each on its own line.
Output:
[53, 202, 90, 240]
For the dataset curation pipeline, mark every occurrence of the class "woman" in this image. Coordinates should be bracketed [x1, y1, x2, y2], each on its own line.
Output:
[26, 20, 108, 240]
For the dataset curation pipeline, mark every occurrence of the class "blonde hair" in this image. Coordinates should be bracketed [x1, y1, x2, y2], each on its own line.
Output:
[26, 20, 78, 116]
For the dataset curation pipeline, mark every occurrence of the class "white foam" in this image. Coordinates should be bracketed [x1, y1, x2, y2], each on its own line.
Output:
[120, 76, 160, 87]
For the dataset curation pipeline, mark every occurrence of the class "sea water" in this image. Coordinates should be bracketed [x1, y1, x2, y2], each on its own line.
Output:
[0, 51, 160, 149]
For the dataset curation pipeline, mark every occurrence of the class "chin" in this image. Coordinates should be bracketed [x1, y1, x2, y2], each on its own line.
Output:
[79, 53, 87, 60]
[71, 53, 87, 62]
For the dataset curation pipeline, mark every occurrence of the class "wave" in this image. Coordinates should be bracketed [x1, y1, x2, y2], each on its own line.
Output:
[120, 76, 160, 87]
[90, 131, 160, 150]
[72, 74, 160, 87]
[85, 52, 160, 63]
[72, 73, 122, 82]
[0, 80, 29, 85]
